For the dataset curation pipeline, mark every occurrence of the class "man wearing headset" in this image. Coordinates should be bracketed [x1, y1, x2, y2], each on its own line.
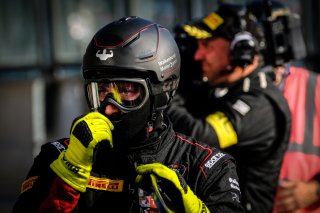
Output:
[12, 16, 244, 212]
[166, 3, 291, 213]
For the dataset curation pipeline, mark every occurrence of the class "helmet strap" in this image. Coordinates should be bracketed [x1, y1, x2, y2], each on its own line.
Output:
[145, 78, 179, 137]
[145, 110, 166, 140]
[146, 92, 168, 138]
[146, 112, 157, 136]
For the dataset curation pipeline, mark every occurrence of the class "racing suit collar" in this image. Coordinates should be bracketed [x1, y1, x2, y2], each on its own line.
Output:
[126, 115, 175, 165]
[210, 68, 261, 98]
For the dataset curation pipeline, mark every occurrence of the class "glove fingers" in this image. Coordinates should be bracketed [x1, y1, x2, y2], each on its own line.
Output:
[84, 112, 114, 130]
[136, 163, 177, 184]
[137, 163, 189, 195]
[83, 113, 114, 148]
[86, 115, 113, 129]
[90, 121, 113, 138]
[135, 174, 144, 184]
[89, 128, 113, 148]
[136, 163, 194, 213]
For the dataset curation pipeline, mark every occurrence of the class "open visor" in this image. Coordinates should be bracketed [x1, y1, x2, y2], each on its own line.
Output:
[86, 78, 149, 113]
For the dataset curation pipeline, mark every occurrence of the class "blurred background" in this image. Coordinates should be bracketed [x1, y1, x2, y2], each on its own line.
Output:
[0, 0, 319, 212]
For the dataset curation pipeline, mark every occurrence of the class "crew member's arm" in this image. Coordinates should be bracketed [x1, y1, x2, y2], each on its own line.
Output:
[166, 93, 237, 149]
[12, 139, 69, 212]
[30, 112, 113, 212]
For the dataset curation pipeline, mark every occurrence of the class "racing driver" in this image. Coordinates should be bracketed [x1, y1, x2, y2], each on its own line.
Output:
[12, 16, 244, 212]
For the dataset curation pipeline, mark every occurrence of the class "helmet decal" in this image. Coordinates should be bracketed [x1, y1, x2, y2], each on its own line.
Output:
[96, 49, 114, 61]
[158, 53, 178, 72]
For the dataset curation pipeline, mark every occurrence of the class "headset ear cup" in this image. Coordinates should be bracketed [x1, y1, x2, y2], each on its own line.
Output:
[230, 31, 256, 67]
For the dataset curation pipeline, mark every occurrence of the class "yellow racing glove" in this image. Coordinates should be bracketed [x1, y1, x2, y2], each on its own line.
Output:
[50, 112, 113, 192]
[136, 163, 210, 213]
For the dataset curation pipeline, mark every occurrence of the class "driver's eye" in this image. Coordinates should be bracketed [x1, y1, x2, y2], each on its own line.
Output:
[118, 84, 137, 93]
[117, 84, 141, 100]
[97, 82, 142, 102]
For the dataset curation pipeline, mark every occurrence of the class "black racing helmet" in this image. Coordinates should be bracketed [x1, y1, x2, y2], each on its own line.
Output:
[82, 16, 180, 113]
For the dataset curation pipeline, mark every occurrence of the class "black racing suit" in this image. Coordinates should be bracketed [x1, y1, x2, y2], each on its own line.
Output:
[13, 117, 244, 212]
[166, 70, 291, 213]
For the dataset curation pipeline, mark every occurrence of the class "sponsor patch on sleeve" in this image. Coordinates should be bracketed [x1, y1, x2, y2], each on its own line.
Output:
[232, 99, 251, 116]
[21, 176, 38, 193]
[229, 177, 241, 203]
[204, 152, 226, 169]
[87, 176, 124, 192]
[50, 141, 66, 153]
[229, 177, 240, 192]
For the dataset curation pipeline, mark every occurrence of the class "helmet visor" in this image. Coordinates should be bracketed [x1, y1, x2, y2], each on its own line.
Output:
[87, 78, 149, 112]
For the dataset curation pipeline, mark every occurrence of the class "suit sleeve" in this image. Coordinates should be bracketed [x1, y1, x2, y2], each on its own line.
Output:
[12, 139, 81, 213]
[38, 177, 80, 213]
[166, 94, 220, 147]
[198, 149, 245, 212]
